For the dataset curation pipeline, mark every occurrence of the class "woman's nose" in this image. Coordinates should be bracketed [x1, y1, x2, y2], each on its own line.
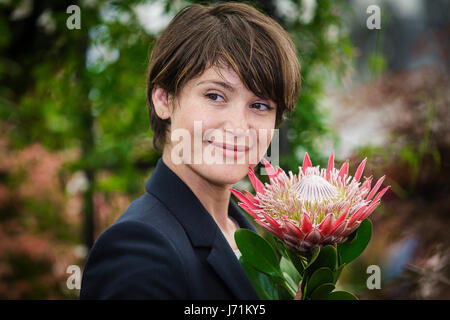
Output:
[224, 102, 250, 131]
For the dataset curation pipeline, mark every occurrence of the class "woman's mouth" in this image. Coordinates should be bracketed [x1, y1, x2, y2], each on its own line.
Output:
[211, 141, 249, 152]
[207, 140, 250, 160]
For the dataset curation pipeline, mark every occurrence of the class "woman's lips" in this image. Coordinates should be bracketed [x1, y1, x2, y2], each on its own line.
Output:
[206, 140, 250, 159]
[211, 141, 249, 152]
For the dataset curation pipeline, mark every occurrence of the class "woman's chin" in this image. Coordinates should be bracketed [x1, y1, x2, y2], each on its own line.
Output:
[192, 162, 250, 186]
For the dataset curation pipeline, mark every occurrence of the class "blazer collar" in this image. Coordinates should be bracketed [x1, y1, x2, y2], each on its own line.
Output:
[145, 158, 259, 299]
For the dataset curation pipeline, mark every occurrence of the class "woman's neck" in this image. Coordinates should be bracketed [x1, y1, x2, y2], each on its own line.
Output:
[162, 152, 233, 232]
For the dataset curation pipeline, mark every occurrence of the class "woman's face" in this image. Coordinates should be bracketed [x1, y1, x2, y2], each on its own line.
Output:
[164, 66, 277, 186]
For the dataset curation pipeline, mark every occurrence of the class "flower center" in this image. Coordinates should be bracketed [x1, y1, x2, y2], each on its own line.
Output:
[293, 175, 338, 202]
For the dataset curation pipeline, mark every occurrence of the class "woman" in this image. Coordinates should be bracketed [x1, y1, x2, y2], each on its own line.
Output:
[80, 2, 301, 299]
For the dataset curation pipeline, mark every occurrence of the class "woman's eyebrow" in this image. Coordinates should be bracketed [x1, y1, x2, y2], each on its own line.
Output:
[196, 80, 235, 92]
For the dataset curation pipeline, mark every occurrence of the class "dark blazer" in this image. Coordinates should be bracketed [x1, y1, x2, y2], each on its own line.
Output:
[80, 158, 259, 299]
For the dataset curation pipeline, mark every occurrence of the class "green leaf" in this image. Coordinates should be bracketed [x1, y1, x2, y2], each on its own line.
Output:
[235, 229, 282, 277]
[301, 275, 308, 298]
[286, 248, 307, 277]
[333, 263, 346, 284]
[301, 279, 308, 300]
[280, 256, 301, 285]
[305, 246, 321, 269]
[239, 257, 279, 300]
[281, 271, 298, 298]
[267, 235, 289, 260]
[338, 219, 372, 265]
[310, 283, 335, 300]
[305, 245, 338, 276]
[274, 279, 295, 300]
[305, 267, 334, 298]
[324, 290, 358, 300]
[301, 245, 339, 299]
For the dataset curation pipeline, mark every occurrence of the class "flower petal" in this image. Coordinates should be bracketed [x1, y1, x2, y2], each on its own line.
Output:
[372, 185, 390, 203]
[347, 205, 367, 226]
[340, 221, 361, 238]
[238, 203, 260, 220]
[255, 220, 283, 238]
[330, 206, 350, 234]
[261, 211, 281, 228]
[360, 176, 372, 191]
[243, 190, 258, 203]
[282, 217, 307, 240]
[300, 212, 313, 234]
[331, 220, 348, 238]
[361, 186, 390, 221]
[366, 175, 385, 201]
[248, 166, 265, 195]
[229, 188, 259, 211]
[305, 229, 322, 244]
[262, 158, 277, 181]
[354, 157, 367, 182]
[338, 161, 349, 180]
[318, 213, 335, 237]
[359, 200, 380, 221]
[326, 152, 334, 181]
[276, 167, 284, 180]
[302, 152, 312, 174]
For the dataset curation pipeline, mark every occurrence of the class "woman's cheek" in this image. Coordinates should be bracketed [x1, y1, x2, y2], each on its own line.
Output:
[262, 126, 275, 151]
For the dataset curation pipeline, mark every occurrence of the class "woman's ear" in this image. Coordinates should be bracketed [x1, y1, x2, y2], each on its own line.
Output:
[152, 86, 172, 120]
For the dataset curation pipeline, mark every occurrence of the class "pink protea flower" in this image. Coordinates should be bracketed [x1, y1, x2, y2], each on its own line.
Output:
[230, 153, 390, 253]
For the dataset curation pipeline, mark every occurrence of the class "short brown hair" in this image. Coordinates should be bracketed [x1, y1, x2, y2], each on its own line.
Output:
[146, 2, 301, 152]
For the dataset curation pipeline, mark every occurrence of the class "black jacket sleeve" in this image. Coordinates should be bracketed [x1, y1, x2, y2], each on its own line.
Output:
[80, 220, 189, 299]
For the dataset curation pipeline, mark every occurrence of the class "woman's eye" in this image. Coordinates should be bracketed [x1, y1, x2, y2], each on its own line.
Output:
[205, 93, 224, 102]
[251, 103, 273, 111]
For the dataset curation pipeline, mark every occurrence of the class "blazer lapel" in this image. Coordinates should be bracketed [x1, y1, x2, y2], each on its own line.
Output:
[206, 230, 259, 300]
[206, 199, 259, 299]
[146, 158, 259, 299]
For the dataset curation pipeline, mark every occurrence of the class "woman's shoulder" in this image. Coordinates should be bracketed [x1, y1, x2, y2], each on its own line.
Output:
[100, 192, 187, 248]
[115, 192, 169, 225]
[80, 193, 191, 299]
[80, 221, 189, 299]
